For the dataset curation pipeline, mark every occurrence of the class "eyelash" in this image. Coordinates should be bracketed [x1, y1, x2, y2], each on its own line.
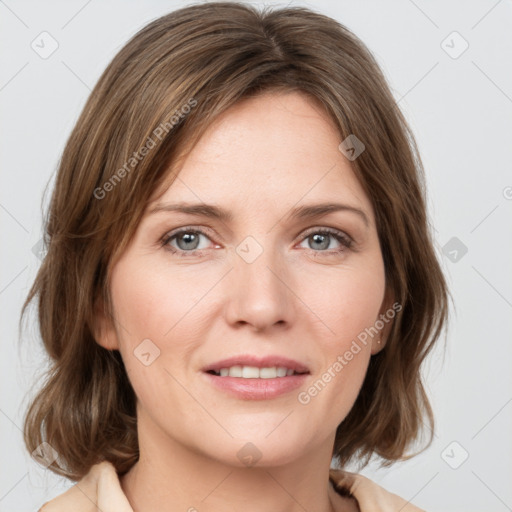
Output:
[159, 225, 354, 258]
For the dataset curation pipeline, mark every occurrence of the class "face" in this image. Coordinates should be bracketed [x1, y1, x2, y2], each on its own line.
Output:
[95, 91, 392, 468]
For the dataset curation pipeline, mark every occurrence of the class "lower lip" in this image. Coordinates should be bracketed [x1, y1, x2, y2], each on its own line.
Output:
[203, 372, 309, 400]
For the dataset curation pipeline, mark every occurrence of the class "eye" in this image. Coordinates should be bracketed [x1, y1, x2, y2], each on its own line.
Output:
[160, 226, 353, 257]
[298, 228, 353, 254]
[161, 227, 214, 256]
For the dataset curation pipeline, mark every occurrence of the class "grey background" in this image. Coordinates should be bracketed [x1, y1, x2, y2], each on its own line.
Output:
[1, 0, 511, 510]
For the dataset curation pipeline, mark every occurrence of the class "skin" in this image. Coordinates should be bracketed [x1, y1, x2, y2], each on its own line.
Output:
[94, 91, 394, 512]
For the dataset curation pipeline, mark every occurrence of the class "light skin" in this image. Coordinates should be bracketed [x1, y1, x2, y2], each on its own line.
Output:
[94, 91, 393, 512]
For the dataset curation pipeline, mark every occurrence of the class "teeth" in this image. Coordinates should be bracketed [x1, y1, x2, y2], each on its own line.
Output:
[213, 366, 299, 378]
[242, 366, 259, 378]
[229, 365, 243, 377]
[276, 367, 287, 377]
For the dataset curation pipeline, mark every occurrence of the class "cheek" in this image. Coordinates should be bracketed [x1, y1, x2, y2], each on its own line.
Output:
[300, 259, 386, 346]
[109, 258, 222, 392]
[110, 259, 206, 343]
[295, 260, 385, 413]
[108, 260, 196, 409]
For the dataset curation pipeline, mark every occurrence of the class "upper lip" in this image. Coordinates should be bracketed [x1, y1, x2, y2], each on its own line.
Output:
[202, 355, 310, 374]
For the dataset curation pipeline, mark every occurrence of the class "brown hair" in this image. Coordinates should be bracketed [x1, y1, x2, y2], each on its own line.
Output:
[20, 1, 450, 480]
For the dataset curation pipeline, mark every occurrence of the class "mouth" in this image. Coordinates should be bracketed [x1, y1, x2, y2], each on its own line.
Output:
[202, 355, 310, 377]
[206, 366, 308, 378]
[202, 355, 310, 400]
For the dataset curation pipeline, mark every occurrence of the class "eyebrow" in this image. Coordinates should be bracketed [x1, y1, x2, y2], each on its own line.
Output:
[148, 201, 369, 228]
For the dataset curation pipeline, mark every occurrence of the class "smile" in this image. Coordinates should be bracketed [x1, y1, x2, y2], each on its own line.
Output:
[207, 365, 305, 378]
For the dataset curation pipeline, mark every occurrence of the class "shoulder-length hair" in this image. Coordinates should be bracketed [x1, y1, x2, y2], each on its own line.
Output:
[21, 0, 450, 480]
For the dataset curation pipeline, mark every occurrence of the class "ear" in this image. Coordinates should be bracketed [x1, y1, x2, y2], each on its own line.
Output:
[371, 286, 396, 355]
[92, 294, 120, 351]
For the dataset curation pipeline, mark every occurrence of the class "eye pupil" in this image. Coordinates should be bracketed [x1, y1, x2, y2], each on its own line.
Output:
[177, 232, 200, 250]
[310, 233, 329, 250]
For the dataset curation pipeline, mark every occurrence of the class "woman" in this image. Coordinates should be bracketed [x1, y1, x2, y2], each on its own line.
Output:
[22, 2, 450, 511]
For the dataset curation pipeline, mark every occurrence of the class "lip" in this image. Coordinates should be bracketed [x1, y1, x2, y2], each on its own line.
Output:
[203, 372, 309, 400]
[202, 355, 310, 374]
[201, 354, 310, 401]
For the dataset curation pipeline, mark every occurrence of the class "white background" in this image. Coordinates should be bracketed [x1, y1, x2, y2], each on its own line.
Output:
[1, 1, 511, 510]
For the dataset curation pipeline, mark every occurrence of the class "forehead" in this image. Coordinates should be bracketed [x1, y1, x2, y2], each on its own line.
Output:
[149, 91, 373, 222]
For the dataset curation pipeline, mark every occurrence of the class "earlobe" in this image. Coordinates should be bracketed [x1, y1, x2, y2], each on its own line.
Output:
[92, 296, 120, 351]
[371, 334, 386, 355]
[371, 287, 396, 355]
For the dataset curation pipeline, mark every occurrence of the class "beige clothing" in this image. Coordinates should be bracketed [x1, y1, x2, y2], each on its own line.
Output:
[38, 460, 425, 512]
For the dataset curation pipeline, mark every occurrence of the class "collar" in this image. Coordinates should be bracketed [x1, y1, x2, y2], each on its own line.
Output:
[40, 461, 424, 512]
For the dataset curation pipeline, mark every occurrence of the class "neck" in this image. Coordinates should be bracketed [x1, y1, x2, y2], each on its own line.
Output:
[119, 410, 355, 512]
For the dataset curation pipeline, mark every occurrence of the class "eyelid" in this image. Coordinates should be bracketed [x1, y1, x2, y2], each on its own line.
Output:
[298, 225, 352, 242]
[160, 224, 355, 255]
[160, 225, 217, 252]
[164, 224, 216, 238]
[296, 226, 354, 252]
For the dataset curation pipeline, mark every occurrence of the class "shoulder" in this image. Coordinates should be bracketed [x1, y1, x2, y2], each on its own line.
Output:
[38, 461, 133, 512]
[39, 462, 423, 512]
[329, 468, 426, 512]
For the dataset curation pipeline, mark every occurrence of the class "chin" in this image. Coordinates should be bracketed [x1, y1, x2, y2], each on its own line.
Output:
[196, 427, 313, 469]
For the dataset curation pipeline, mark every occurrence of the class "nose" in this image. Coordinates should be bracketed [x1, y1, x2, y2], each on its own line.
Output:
[224, 239, 295, 333]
